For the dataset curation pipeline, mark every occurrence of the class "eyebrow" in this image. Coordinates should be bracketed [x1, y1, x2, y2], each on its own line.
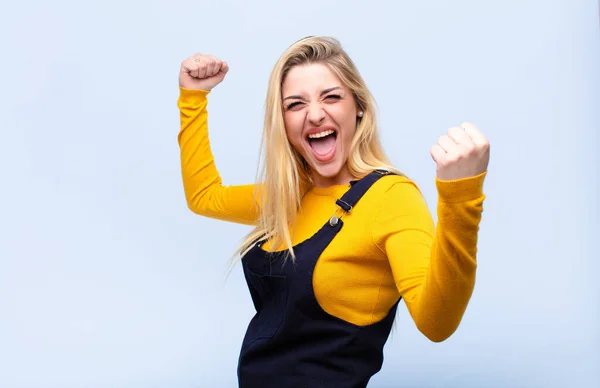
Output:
[283, 86, 342, 101]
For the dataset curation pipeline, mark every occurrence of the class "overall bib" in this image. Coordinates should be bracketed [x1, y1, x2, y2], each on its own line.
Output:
[237, 170, 400, 388]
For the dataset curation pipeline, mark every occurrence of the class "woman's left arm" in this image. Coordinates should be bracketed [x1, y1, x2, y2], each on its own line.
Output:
[373, 173, 486, 342]
[374, 123, 489, 342]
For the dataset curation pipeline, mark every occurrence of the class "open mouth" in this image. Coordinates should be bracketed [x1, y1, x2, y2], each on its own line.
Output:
[306, 129, 337, 162]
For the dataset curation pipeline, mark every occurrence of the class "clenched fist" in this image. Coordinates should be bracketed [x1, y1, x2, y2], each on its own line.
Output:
[179, 53, 229, 91]
[430, 122, 490, 181]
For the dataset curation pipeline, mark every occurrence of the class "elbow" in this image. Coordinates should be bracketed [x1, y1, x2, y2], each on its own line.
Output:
[424, 330, 454, 343]
[185, 196, 201, 214]
[186, 201, 203, 215]
[415, 317, 461, 343]
[186, 198, 211, 217]
[181, 176, 236, 219]
[184, 190, 211, 216]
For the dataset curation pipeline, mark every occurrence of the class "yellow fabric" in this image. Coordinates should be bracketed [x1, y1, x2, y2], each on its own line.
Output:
[177, 87, 486, 342]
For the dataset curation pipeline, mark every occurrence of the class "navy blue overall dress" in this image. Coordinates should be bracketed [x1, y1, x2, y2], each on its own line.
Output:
[237, 170, 401, 387]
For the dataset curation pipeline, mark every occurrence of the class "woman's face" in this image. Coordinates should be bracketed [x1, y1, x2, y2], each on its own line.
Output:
[281, 63, 359, 188]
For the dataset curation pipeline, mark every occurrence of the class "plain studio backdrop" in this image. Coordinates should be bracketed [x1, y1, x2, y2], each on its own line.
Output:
[0, 0, 598, 387]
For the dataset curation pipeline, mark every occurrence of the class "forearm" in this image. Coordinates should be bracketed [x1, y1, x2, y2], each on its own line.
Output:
[407, 173, 485, 341]
[178, 87, 221, 211]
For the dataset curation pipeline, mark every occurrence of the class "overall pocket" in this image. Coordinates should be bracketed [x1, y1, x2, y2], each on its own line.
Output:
[244, 267, 288, 341]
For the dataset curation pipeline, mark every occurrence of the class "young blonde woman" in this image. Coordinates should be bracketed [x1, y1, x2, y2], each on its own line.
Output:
[177, 36, 489, 387]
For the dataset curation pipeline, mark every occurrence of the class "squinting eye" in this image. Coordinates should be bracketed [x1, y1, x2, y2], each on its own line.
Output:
[286, 101, 303, 110]
[325, 95, 341, 101]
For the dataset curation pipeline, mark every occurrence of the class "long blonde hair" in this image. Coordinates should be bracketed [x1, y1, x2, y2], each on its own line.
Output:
[232, 36, 404, 263]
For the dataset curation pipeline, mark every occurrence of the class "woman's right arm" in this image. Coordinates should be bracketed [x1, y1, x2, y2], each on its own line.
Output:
[177, 54, 260, 225]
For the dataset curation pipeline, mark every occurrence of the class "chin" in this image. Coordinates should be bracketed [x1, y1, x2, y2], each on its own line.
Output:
[306, 157, 349, 185]
[312, 163, 343, 177]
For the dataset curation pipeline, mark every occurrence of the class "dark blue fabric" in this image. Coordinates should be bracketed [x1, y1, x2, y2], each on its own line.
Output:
[237, 170, 400, 387]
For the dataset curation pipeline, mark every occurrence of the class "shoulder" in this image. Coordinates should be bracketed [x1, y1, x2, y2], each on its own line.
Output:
[366, 172, 434, 245]
[365, 172, 432, 222]
[367, 173, 425, 203]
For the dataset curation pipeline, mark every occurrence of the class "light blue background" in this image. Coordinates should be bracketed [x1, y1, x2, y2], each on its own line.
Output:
[1, 0, 598, 387]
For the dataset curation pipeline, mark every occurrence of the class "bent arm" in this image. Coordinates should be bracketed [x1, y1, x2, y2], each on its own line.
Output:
[177, 87, 259, 225]
[373, 172, 486, 342]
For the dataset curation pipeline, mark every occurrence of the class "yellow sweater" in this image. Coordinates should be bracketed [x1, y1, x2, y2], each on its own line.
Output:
[177, 87, 486, 342]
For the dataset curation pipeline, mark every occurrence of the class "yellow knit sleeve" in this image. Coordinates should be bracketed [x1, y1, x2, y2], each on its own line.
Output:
[372, 172, 486, 342]
[177, 87, 260, 225]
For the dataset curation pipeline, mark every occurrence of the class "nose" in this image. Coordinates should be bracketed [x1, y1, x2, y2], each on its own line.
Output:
[307, 103, 325, 126]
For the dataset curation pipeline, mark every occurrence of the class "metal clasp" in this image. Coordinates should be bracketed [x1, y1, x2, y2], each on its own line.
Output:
[336, 199, 353, 213]
[329, 205, 350, 226]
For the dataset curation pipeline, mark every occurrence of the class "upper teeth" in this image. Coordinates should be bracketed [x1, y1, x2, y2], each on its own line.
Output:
[308, 130, 335, 139]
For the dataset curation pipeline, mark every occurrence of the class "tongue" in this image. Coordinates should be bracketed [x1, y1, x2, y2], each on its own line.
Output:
[309, 135, 336, 155]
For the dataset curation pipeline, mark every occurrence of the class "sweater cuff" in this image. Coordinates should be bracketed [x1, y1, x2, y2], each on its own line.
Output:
[435, 171, 487, 203]
[179, 86, 210, 103]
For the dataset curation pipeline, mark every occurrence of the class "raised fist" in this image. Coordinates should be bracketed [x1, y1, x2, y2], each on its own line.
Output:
[179, 54, 229, 91]
[430, 122, 490, 181]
